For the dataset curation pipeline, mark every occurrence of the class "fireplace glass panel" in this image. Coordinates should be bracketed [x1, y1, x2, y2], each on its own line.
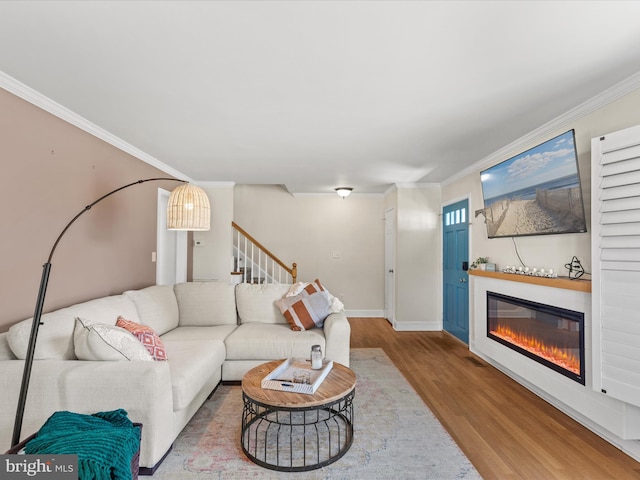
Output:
[487, 292, 585, 384]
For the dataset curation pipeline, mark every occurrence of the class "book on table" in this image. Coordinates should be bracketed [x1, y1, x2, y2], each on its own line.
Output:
[262, 358, 334, 394]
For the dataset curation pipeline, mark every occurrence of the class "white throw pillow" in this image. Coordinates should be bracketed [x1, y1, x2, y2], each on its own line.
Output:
[73, 317, 153, 361]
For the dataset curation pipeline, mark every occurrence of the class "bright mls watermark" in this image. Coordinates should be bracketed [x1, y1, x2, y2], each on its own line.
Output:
[1, 455, 77, 479]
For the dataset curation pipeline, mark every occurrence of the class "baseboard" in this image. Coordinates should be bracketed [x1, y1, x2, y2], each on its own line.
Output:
[392, 320, 441, 332]
[344, 309, 385, 317]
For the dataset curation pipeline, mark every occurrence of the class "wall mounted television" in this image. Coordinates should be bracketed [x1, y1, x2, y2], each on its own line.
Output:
[480, 129, 587, 238]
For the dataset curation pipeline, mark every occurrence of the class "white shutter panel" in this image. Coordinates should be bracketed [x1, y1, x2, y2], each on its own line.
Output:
[592, 125, 640, 408]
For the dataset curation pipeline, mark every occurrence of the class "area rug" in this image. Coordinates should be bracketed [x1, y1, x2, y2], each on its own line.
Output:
[152, 348, 482, 479]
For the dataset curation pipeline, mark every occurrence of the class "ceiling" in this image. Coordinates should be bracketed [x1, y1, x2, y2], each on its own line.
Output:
[1, 1, 640, 195]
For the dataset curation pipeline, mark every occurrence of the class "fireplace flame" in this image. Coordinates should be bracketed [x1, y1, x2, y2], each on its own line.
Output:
[491, 324, 580, 375]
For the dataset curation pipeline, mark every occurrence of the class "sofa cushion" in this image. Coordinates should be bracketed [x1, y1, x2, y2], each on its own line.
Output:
[161, 325, 238, 343]
[125, 285, 179, 336]
[224, 323, 325, 360]
[73, 318, 153, 361]
[161, 338, 226, 411]
[235, 283, 291, 325]
[174, 282, 237, 326]
[116, 317, 167, 361]
[8, 295, 139, 360]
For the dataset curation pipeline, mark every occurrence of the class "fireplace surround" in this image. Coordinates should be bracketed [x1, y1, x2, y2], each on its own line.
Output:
[471, 270, 640, 462]
[486, 291, 585, 385]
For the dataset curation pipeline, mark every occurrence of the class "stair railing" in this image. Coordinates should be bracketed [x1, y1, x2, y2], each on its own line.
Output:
[232, 221, 297, 284]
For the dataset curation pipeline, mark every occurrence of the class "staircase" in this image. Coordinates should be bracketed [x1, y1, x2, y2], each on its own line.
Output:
[232, 222, 297, 284]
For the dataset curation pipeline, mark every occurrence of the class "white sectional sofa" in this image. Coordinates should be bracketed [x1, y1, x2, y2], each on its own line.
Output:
[0, 281, 350, 472]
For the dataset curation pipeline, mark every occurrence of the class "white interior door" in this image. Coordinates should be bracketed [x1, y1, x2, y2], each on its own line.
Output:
[157, 189, 187, 285]
[384, 208, 395, 324]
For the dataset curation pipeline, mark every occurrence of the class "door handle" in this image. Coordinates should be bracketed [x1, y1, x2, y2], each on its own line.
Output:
[388, 269, 394, 273]
[459, 278, 467, 283]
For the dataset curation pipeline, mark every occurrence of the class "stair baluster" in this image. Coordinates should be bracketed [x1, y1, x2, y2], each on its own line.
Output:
[232, 221, 297, 284]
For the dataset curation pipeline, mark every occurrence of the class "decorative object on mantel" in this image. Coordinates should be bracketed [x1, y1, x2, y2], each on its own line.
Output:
[501, 265, 557, 278]
[564, 256, 587, 280]
[11, 178, 211, 449]
[470, 257, 489, 270]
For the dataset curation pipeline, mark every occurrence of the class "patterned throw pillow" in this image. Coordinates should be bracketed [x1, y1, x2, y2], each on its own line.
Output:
[116, 316, 168, 361]
[275, 279, 332, 331]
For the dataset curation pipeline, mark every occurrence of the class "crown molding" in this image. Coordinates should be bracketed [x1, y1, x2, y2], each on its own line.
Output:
[442, 70, 640, 186]
[0, 70, 194, 182]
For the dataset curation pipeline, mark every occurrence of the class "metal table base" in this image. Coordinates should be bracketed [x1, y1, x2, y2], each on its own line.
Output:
[241, 389, 354, 471]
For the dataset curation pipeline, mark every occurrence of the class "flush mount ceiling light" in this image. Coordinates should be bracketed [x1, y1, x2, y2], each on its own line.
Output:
[335, 187, 353, 198]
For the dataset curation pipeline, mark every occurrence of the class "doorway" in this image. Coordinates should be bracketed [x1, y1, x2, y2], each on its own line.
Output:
[384, 208, 395, 325]
[442, 199, 469, 343]
[157, 189, 187, 285]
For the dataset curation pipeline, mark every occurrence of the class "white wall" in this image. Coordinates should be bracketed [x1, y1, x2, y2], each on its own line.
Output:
[233, 185, 385, 314]
[392, 185, 442, 330]
[192, 184, 234, 282]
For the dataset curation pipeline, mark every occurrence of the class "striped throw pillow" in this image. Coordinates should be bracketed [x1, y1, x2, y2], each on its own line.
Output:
[276, 288, 332, 331]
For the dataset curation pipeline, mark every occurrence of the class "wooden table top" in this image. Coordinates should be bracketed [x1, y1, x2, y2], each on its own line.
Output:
[242, 360, 356, 408]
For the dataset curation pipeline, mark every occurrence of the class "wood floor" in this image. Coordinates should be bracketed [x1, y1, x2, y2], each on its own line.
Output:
[349, 317, 640, 480]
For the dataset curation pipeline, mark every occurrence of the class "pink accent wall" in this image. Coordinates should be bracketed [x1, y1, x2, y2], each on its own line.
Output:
[0, 88, 181, 331]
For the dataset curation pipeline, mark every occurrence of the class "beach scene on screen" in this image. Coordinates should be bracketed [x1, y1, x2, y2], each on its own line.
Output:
[480, 130, 587, 238]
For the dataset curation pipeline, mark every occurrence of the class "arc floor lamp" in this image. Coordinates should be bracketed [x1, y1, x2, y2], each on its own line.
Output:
[11, 177, 211, 447]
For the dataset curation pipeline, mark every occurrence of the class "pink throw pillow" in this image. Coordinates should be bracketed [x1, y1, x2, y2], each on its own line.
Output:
[116, 316, 167, 361]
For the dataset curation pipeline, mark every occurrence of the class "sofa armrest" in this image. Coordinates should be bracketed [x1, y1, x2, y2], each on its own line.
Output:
[323, 312, 351, 367]
[0, 359, 173, 468]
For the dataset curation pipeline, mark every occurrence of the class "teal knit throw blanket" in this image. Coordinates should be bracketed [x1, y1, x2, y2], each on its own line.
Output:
[24, 409, 140, 480]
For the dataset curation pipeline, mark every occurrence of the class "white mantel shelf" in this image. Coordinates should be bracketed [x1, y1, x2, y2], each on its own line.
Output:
[469, 269, 591, 293]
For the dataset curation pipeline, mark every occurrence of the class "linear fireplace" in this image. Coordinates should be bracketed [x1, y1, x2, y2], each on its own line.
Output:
[486, 292, 585, 385]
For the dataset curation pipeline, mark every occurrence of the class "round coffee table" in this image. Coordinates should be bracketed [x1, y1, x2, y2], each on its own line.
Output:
[241, 360, 356, 472]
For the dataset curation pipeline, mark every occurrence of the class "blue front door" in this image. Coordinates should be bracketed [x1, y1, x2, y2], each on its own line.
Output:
[443, 200, 469, 344]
